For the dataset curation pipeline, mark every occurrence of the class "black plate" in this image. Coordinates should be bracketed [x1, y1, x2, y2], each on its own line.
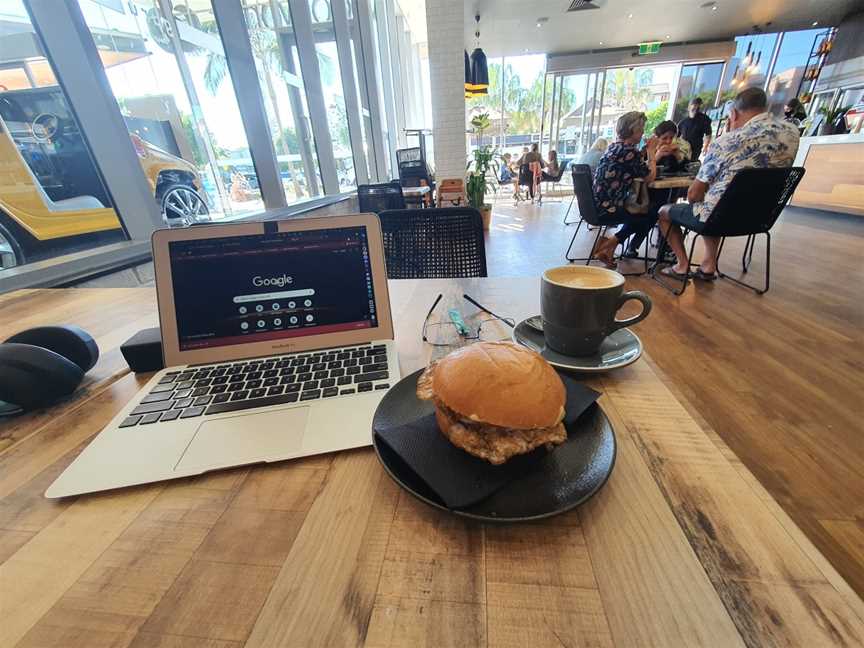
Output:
[372, 369, 617, 522]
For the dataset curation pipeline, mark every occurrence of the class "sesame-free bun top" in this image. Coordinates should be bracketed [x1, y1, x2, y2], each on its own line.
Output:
[432, 341, 565, 429]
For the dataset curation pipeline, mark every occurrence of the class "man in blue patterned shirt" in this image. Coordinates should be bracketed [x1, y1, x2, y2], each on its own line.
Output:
[657, 88, 799, 280]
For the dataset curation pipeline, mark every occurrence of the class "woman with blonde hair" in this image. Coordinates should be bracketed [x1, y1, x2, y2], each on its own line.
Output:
[578, 137, 609, 172]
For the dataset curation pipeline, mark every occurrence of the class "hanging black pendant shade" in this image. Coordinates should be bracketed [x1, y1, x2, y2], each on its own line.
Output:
[469, 47, 489, 95]
[465, 50, 474, 97]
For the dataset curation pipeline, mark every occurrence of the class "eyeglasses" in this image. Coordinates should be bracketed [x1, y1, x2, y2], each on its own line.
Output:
[422, 293, 516, 347]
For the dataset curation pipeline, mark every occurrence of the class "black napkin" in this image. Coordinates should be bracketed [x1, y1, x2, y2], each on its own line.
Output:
[374, 374, 600, 509]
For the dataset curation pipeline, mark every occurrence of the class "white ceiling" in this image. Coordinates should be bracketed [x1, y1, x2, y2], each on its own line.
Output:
[464, 0, 860, 57]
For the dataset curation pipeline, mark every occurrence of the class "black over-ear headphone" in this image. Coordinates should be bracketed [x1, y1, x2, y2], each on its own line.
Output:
[0, 325, 99, 414]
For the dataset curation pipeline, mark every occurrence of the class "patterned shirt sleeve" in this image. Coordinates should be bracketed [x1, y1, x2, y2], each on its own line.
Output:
[696, 136, 725, 184]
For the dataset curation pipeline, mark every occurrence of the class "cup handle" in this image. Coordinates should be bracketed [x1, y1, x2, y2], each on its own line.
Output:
[611, 290, 652, 332]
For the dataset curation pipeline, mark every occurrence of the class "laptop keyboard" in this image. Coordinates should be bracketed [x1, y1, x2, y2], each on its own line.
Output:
[118, 343, 390, 428]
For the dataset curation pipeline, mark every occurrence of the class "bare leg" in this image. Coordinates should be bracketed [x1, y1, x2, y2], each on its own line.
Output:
[658, 206, 689, 274]
[701, 236, 720, 274]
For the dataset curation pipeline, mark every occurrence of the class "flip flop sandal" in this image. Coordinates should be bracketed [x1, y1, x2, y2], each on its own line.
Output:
[693, 269, 717, 281]
[659, 266, 689, 280]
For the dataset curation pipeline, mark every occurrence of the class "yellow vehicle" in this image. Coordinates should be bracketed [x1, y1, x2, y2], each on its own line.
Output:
[0, 87, 209, 270]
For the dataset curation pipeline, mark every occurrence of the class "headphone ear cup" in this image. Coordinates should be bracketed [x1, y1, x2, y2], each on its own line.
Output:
[0, 343, 84, 411]
[5, 325, 99, 372]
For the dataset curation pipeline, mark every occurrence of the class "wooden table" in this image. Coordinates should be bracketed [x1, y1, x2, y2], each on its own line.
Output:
[1, 281, 863, 648]
[648, 175, 695, 190]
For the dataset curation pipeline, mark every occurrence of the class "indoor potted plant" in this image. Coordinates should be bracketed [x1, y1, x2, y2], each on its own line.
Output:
[817, 104, 850, 136]
[467, 112, 495, 230]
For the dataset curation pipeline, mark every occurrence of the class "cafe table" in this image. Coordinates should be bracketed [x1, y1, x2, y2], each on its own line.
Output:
[1, 279, 863, 647]
[648, 175, 695, 190]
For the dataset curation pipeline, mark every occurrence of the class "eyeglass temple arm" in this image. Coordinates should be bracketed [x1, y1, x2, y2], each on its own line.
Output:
[462, 294, 514, 327]
[422, 293, 444, 341]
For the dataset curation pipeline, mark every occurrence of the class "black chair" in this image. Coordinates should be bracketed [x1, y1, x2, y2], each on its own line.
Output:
[563, 163, 583, 224]
[397, 147, 434, 207]
[538, 160, 568, 204]
[652, 167, 805, 296]
[377, 207, 487, 279]
[565, 164, 650, 274]
[516, 163, 536, 202]
[357, 182, 406, 213]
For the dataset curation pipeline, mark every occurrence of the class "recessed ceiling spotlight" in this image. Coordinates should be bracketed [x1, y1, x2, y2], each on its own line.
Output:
[665, 35, 671, 39]
[627, 13, 633, 19]
[599, 41, 604, 45]
[812, 21, 819, 26]
[712, 5, 717, 10]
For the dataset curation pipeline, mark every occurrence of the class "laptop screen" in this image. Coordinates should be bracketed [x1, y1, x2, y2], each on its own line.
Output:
[168, 226, 378, 352]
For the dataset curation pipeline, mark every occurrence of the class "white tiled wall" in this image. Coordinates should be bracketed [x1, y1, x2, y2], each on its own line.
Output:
[425, 0, 466, 182]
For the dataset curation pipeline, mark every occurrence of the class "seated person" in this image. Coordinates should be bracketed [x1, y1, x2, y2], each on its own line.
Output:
[542, 150, 561, 182]
[658, 87, 799, 280]
[578, 137, 608, 172]
[499, 153, 515, 183]
[652, 120, 691, 173]
[784, 98, 807, 134]
[591, 112, 659, 267]
[517, 143, 546, 169]
[620, 121, 692, 259]
[517, 143, 546, 199]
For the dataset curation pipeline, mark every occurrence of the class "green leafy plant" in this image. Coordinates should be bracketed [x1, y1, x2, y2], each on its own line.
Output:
[817, 104, 850, 123]
[467, 112, 497, 209]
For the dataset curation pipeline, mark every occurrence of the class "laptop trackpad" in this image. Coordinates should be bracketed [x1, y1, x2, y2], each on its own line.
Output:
[175, 407, 309, 473]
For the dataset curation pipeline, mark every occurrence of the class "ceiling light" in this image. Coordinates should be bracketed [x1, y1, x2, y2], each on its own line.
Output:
[599, 41, 603, 45]
[665, 35, 671, 39]
[627, 13, 633, 19]
[812, 21, 819, 26]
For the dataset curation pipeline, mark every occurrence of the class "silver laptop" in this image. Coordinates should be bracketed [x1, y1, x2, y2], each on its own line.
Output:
[46, 214, 399, 498]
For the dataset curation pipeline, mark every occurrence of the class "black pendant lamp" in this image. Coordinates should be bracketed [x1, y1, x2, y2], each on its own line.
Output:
[465, 14, 488, 97]
[465, 50, 474, 98]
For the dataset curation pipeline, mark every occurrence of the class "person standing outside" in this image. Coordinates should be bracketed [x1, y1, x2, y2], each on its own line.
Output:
[678, 97, 713, 161]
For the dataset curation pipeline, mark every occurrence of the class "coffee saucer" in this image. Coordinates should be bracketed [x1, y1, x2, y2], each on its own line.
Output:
[512, 317, 642, 373]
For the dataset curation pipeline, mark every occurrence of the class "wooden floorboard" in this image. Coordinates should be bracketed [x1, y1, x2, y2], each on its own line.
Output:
[483, 197, 864, 598]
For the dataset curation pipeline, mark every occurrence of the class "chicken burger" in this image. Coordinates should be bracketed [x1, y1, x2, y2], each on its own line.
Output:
[416, 341, 567, 464]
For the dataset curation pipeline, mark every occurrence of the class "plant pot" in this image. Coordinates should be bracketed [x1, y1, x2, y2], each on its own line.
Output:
[818, 123, 834, 136]
[480, 204, 492, 230]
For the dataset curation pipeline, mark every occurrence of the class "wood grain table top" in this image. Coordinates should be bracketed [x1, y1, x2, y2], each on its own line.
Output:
[1, 281, 863, 648]
[649, 176, 696, 189]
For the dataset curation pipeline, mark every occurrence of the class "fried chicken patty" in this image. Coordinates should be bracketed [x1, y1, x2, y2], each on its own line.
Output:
[434, 402, 566, 464]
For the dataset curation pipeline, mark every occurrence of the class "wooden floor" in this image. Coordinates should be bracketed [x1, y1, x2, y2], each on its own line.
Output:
[484, 194, 864, 599]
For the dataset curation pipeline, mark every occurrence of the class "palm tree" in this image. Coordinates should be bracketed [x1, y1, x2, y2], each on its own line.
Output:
[605, 68, 655, 110]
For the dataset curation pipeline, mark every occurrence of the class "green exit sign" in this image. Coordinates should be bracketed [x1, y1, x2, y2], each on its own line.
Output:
[638, 41, 662, 55]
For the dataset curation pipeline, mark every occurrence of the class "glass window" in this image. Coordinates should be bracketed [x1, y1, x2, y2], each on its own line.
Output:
[241, 0, 323, 200]
[673, 62, 724, 122]
[309, 0, 356, 191]
[766, 28, 824, 115]
[76, 0, 264, 222]
[501, 54, 546, 155]
[601, 65, 677, 138]
[720, 33, 779, 103]
[466, 57, 503, 154]
[391, 0, 431, 132]
[554, 73, 598, 161]
[0, 0, 124, 273]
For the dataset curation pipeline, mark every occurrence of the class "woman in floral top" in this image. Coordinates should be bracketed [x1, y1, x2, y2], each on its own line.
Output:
[591, 112, 659, 266]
